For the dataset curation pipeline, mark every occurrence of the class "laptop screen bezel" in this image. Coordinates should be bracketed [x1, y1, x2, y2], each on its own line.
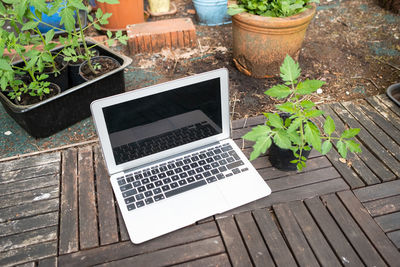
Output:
[91, 68, 230, 175]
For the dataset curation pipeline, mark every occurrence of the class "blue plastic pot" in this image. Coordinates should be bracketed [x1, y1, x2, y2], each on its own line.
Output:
[30, 1, 75, 33]
[192, 0, 231, 26]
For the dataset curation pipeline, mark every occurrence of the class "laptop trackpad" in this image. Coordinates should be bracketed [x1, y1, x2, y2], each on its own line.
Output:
[125, 183, 227, 244]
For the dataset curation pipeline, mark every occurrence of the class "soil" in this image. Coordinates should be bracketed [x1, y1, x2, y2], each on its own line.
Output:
[79, 56, 120, 80]
[89, 0, 400, 120]
[15, 83, 60, 106]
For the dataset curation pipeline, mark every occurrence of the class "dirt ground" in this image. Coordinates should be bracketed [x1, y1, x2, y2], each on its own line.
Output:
[101, 0, 399, 120]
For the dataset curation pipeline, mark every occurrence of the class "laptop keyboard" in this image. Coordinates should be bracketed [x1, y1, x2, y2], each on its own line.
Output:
[113, 122, 218, 165]
[116, 143, 249, 211]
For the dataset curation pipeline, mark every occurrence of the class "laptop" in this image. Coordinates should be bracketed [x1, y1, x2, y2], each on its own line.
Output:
[91, 68, 271, 244]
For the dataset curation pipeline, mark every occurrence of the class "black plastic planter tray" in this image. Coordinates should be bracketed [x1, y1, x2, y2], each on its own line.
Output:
[0, 42, 132, 138]
[387, 83, 400, 107]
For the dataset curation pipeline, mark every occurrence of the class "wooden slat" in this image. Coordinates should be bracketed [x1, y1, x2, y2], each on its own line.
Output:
[338, 191, 400, 266]
[0, 152, 60, 173]
[387, 231, 400, 249]
[0, 162, 60, 185]
[37, 257, 57, 267]
[94, 146, 119, 245]
[374, 212, 400, 232]
[231, 115, 264, 129]
[366, 96, 400, 131]
[59, 148, 79, 255]
[217, 216, 252, 267]
[16, 262, 35, 267]
[273, 203, 319, 267]
[0, 174, 59, 197]
[289, 201, 341, 266]
[98, 236, 225, 266]
[0, 226, 57, 253]
[0, 212, 58, 238]
[342, 101, 400, 161]
[364, 194, 400, 217]
[0, 241, 57, 267]
[235, 212, 275, 267]
[359, 99, 400, 144]
[376, 94, 400, 117]
[0, 185, 59, 209]
[0, 198, 59, 223]
[321, 193, 387, 266]
[304, 197, 364, 266]
[58, 221, 219, 266]
[173, 253, 231, 267]
[331, 102, 400, 178]
[116, 207, 130, 242]
[353, 179, 400, 203]
[252, 209, 297, 267]
[78, 146, 99, 249]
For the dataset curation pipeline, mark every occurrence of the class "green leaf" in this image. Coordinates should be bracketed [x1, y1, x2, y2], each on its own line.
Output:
[60, 8, 76, 32]
[304, 121, 321, 152]
[227, 5, 247, 15]
[273, 130, 292, 149]
[280, 55, 300, 83]
[45, 29, 55, 44]
[21, 21, 39, 31]
[99, 0, 120, 4]
[266, 113, 284, 129]
[305, 109, 323, 118]
[276, 102, 295, 113]
[296, 79, 325, 95]
[337, 140, 347, 158]
[341, 128, 360, 139]
[30, 0, 47, 13]
[345, 140, 362, 153]
[264, 84, 291, 99]
[287, 117, 303, 133]
[323, 116, 335, 136]
[107, 30, 112, 38]
[242, 125, 271, 142]
[0, 59, 12, 71]
[300, 100, 315, 109]
[321, 140, 332, 155]
[250, 136, 272, 161]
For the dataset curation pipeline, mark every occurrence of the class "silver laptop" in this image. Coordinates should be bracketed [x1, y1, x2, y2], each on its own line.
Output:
[91, 68, 271, 244]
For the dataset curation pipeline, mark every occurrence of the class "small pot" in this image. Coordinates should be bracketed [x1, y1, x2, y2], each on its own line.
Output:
[193, 0, 231, 26]
[68, 47, 100, 87]
[14, 82, 61, 106]
[79, 56, 121, 81]
[41, 54, 69, 92]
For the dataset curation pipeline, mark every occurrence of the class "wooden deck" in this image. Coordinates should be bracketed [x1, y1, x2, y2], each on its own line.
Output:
[0, 94, 399, 266]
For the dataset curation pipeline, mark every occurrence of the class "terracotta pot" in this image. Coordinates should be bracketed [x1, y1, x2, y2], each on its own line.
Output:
[232, 3, 316, 78]
[96, 0, 144, 31]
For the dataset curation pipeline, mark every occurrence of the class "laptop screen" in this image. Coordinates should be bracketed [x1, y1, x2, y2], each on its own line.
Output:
[103, 78, 222, 165]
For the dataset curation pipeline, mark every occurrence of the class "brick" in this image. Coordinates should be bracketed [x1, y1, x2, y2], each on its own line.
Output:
[127, 18, 197, 54]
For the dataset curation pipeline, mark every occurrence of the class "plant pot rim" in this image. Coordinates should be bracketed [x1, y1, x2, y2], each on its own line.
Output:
[78, 55, 121, 81]
[231, 2, 316, 29]
[387, 83, 400, 107]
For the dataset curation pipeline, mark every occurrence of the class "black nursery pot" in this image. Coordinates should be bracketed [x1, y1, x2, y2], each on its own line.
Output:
[68, 47, 100, 87]
[269, 143, 311, 171]
[42, 54, 69, 91]
[0, 43, 132, 138]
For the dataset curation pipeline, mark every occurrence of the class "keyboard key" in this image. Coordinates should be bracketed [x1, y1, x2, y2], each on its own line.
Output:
[219, 166, 227, 172]
[138, 186, 146, 193]
[135, 174, 143, 180]
[206, 151, 214, 157]
[198, 160, 206, 165]
[241, 167, 249, 172]
[213, 148, 222, 154]
[124, 196, 135, 204]
[122, 189, 137, 198]
[211, 169, 219, 175]
[191, 156, 199, 161]
[162, 185, 170, 191]
[155, 181, 163, 187]
[171, 175, 180, 181]
[159, 166, 168, 172]
[226, 173, 233, 177]
[165, 180, 207, 198]
[176, 161, 184, 167]
[219, 159, 228, 165]
[154, 194, 165, 201]
[182, 165, 190, 171]
[135, 193, 144, 201]
[175, 167, 183, 173]
[118, 179, 126, 186]
[227, 157, 235, 163]
[188, 170, 196, 176]
[170, 182, 179, 188]
[183, 159, 191, 164]
[126, 176, 135, 183]
[221, 153, 229, 158]
[158, 173, 167, 179]
[206, 157, 214, 163]
[206, 177, 217, 183]
[199, 154, 206, 159]
[179, 172, 188, 179]
[120, 184, 132, 192]
[187, 177, 195, 183]
[146, 183, 155, 190]
[221, 144, 233, 152]
[195, 167, 204, 173]
[153, 188, 162, 194]
[214, 155, 222, 161]
[204, 164, 211, 170]
[143, 171, 151, 177]
[136, 200, 145, 208]
[142, 178, 150, 184]
[151, 169, 159, 175]
[178, 180, 187, 186]
[190, 162, 199, 168]
[211, 162, 219, 168]
[227, 160, 244, 170]
[203, 171, 211, 178]
[150, 176, 158, 182]
[145, 191, 153, 197]
[216, 173, 225, 180]
[145, 198, 154, 205]
[127, 203, 136, 211]
[133, 181, 141, 187]
[195, 174, 203, 180]
[166, 170, 174, 176]
[232, 168, 241, 174]
[168, 163, 176, 169]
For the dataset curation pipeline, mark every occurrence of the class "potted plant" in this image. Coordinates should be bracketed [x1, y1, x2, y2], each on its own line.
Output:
[227, 0, 318, 78]
[0, 0, 132, 138]
[243, 55, 362, 171]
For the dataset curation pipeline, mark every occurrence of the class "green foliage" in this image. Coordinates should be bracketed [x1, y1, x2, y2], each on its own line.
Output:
[243, 55, 361, 171]
[228, 0, 319, 18]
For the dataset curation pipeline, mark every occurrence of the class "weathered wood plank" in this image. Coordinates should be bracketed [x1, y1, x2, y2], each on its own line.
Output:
[0, 185, 59, 209]
[331, 102, 400, 178]
[94, 146, 119, 245]
[387, 230, 400, 249]
[0, 152, 60, 173]
[321, 193, 387, 266]
[0, 162, 60, 185]
[235, 212, 275, 267]
[359, 99, 400, 144]
[231, 115, 264, 130]
[0, 174, 59, 197]
[252, 209, 297, 267]
[337, 191, 400, 266]
[266, 167, 340, 192]
[0, 212, 58, 238]
[376, 94, 400, 117]
[342, 101, 400, 161]
[363, 195, 400, 217]
[0, 226, 57, 252]
[217, 216, 252, 267]
[15, 262, 35, 267]
[374, 212, 400, 232]
[116, 206, 130, 242]
[37, 257, 57, 267]
[98, 236, 225, 266]
[59, 148, 79, 255]
[304, 197, 364, 266]
[289, 201, 341, 267]
[366, 96, 400, 131]
[173, 253, 231, 267]
[217, 178, 349, 218]
[0, 198, 59, 223]
[273, 203, 319, 267]
[58, 221, 219, 266]
[78, 146, 99, 249]
[353, 180, 400, 203]
[0, 241, 57, 267]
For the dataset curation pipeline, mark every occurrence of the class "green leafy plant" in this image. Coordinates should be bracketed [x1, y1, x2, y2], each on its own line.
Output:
[228, 0, 319, 17]
[242, 55, 362, 171]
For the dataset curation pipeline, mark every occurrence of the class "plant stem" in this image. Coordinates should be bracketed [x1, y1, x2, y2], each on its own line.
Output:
[76, 8, 97, 74]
